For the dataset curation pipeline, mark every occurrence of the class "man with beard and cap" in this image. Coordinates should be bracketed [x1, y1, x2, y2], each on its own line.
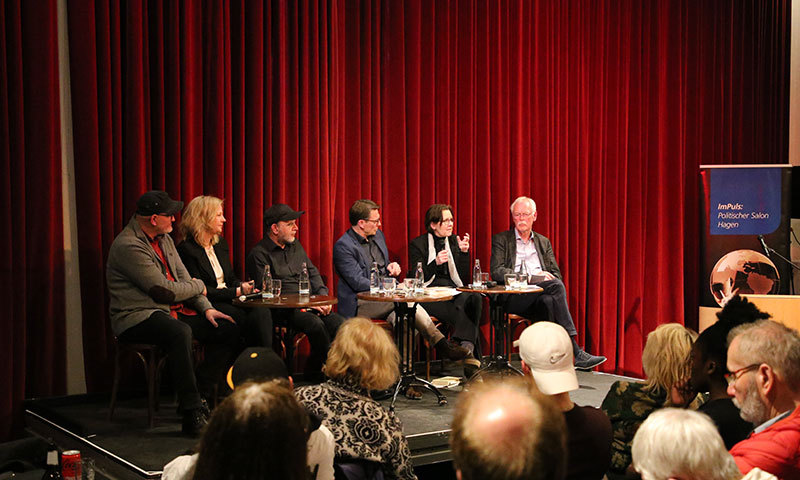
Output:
[246, 204, 344, 381]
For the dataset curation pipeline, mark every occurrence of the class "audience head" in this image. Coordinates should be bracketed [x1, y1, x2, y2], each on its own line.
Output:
[641, 323, 697, 401]
[263, 204, 303, 246]
[689, 295, 769, 393]
[192, 380, 309, 480]
[509, 196, 537, 236]
[516, 322, 578, 395]
[179, 195, 225, 246]
[726, 320, 800, 425]
[425, 204, 454, 236]
[227, 347, 290, 390]
[134, 190, 183, 235]
[323, 317, 399, 391]
[632, 408, 741, 480]
[451, 377, 567, 480]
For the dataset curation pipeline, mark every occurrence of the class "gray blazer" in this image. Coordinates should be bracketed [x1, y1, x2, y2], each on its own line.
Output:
[490, 228, 562, 283]
[106, 217, 211, 336]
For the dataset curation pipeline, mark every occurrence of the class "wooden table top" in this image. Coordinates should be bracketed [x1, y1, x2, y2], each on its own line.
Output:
[456, 284, 544, 294]
[233, 293, 338, 309]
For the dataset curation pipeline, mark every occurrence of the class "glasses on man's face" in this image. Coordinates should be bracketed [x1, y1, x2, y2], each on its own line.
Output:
[364, 218, 381, 225]
[724, 363, 762, 386]
[512, 212, 533, 219]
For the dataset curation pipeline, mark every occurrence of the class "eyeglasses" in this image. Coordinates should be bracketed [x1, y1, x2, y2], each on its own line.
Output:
[724, 363, 762, 386]
[512, 212, 533, 219]
[363, 217, 381, 224]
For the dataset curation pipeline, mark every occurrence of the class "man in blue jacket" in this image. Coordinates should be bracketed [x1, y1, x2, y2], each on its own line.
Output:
[332, 199, 468, 361]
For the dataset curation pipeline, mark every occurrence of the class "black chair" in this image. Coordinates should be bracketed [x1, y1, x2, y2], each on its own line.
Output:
[108, 339, 168, 428]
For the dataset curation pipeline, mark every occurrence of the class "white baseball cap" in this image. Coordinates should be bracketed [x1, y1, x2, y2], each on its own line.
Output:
[514, 322, 578, 395]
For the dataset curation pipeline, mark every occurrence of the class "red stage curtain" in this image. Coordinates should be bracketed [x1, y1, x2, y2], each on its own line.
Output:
[67, 0, 789, 395]
[0, 1, 64, 440]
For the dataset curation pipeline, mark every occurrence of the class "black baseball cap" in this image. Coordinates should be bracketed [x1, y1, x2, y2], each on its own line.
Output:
[263, 203, 304, 228]
[226, 347, 289, 390]
[136, 190, 184, 216]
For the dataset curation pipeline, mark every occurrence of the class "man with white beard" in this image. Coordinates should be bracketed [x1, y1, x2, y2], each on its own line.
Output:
[725, 320, 800, 478]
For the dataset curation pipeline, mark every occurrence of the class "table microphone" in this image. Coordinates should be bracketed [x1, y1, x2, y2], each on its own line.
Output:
[238, 292, 262, 302]
[758, 235, 771, 257]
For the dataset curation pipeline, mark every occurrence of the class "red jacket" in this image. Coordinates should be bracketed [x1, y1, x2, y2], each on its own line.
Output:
[730, 407, 800, 479]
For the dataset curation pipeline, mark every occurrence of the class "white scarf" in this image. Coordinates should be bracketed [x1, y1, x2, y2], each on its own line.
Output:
[426, 233, 464, 287]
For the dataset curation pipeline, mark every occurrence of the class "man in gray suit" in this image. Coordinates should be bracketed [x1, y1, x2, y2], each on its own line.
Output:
[490, 196, 605, 370]
[107, 190, 238, 435]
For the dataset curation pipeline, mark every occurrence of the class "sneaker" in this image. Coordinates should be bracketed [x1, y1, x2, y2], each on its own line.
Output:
[434, 339, 470, 361]
[574, 350, 607, 371]
[181, 408, 208, 436]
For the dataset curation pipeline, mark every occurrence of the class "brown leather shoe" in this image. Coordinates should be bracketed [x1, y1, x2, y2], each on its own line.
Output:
[434, 338, 470, 361]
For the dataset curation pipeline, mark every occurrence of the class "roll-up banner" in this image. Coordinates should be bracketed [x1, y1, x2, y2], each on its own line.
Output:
[700, 165, 792, 309]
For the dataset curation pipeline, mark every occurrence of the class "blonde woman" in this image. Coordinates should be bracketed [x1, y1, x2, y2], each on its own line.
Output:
[178, 196, 272, 349]
[600, 323, 699, 477]
[295, 317, 417, 480]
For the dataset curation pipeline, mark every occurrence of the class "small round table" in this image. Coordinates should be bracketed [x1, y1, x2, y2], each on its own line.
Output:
[357, 290, 454, 411]
[457, 285, 543, 378]
[234, 293, 338, 373]
[233, 293, 338, 309]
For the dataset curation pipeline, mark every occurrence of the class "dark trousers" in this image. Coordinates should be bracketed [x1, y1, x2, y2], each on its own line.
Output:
[504, 278, 578, 337]
[420, 291, 483, 346]
[272, 309, 344, 375]
[213, 301, 273, 348]
[118, 310, 240, 411]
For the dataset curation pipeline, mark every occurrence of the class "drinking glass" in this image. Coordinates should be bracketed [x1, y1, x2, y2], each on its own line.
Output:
[504, 273, 517, 290]
[81, 458, 96, 480]
[271, 279, 282, 298]
[403, 278, 416, 293]
[480, 272, 490, 288]
[517, 272, 529, 286]
[382, 277, 396, 295]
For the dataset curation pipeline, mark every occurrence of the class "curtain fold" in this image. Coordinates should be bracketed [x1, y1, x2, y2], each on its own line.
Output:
[0, 0, 64, 441]
[66, 0, 789, 396]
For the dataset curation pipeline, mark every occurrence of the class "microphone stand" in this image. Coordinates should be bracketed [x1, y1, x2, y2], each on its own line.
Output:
[760, 239, 800, 295]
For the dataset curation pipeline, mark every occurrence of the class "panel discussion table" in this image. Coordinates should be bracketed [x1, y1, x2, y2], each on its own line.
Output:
[456, 284, 543, 378]
[233, 292, 338, 372]
[357, 289, 454, 411]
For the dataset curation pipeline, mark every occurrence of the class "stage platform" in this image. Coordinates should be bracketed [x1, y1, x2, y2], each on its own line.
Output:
[24, 361, 636, 480]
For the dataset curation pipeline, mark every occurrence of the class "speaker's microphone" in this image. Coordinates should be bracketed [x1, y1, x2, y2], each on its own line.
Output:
[238, 292, 262, 302]
[758, 235, 771, 257]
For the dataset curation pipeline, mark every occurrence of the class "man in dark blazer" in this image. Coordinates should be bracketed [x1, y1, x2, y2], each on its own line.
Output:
[491, 196, 605, 370]
[332, 199, 469, 361]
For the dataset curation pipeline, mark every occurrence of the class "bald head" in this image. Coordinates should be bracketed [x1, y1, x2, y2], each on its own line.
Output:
[451, 378, 566, 480]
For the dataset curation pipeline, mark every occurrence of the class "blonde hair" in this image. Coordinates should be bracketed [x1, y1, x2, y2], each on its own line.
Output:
[641, 323, 696, 398]
[180, 195, 224, 246]
[323, 317, 399, 391]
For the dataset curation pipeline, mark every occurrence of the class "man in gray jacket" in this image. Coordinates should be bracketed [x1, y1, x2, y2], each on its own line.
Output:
[106, 190, 237, 435]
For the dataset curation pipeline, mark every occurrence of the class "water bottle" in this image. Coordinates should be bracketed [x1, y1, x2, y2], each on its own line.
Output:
[414, 262, 425, 294]
[262, 265, 272, 298]
[473, 259, 482, 288]
[299, 262, 310, 295]
[369, 262, 380, 294]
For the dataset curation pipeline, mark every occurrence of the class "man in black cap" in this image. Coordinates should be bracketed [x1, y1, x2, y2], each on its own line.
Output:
[246, 204, 344, 381]
[106, 190, 239, 436]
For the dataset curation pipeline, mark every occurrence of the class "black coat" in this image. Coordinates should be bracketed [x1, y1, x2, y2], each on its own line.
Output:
[177, 236, 244, 303]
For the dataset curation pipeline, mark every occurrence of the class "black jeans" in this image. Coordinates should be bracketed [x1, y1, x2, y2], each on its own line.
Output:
[504, 278, 577, 337]
[418, 291, 483, 347]
[119, 310, 240, 411]
[272, 309, 344, 375]
[213, 301, 273, 348]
